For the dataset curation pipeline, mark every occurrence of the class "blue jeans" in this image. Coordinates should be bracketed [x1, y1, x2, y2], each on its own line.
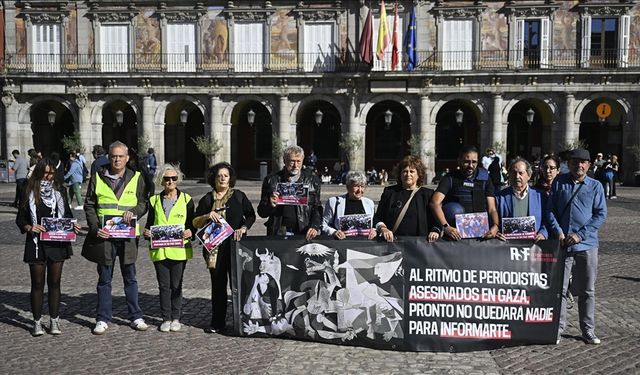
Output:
[96, 242, 143, 322]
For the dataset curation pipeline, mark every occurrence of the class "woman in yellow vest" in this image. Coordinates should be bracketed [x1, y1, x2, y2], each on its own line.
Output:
[193, 162, 256, 333]
[143, 164, 195, 333]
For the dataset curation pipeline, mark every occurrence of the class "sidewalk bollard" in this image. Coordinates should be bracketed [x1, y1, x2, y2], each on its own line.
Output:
[260, 161, 268, 181]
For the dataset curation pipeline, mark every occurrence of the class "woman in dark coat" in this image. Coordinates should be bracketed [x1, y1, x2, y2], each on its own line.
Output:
[16, 158, 80, 336]
[373, 156, 440, 242]
[193, 162, 256, 333]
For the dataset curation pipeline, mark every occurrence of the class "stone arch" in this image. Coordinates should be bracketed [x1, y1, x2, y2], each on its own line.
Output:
[359, 94, 416, 127]
[154, 94, 208, 126]
[291, 94, 347, 126]
[222, 95, 276, 126]
[430, 94, 485, 126]
[574, 92, 632, 125]
[90, 95, 140, 125]
[18, 95, 78, 126]
[502, 93, 558, 125]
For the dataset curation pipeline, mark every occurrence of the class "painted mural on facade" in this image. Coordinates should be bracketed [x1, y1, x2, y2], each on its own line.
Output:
[203, 8, 228, 66]
[66, 8, 78, 56]
[135, 8, 161, 61]
[481, 2, 507, 52]
[270, 9, 297, 69]
[554, 1, 578, 51]
[15, 12, 26, 55]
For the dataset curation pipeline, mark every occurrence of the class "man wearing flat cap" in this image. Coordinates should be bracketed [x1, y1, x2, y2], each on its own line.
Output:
[548, 148, 607, 345]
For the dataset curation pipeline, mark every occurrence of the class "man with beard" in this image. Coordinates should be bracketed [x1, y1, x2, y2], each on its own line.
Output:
[258, 145, 322, 240]
[430, 145, 499, 241]
[495, 157, 548, 241]
[548, 149, 607, 345]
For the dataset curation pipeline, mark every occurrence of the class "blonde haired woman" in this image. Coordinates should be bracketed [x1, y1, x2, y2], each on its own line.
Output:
[143, 164, 195, 332]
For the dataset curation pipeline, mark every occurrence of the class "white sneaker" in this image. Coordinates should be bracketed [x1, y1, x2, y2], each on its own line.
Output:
[49, 317, 61, 335]
[170, 320, 181, 332]
[93, 321, 108, 335]
[32, 319, 45, 337]
[130, 318, 148, 331]
[159, 321, 171, 332]
[74, 206, 83, 210]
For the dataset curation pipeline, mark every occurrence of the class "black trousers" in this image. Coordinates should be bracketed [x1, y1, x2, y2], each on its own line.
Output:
[209, 241, 231, 329]
[153, 259, 187, 321]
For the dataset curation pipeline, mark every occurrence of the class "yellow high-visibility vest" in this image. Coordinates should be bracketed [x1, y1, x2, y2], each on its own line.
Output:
[95, 171, 141, 235]
[148, 192, 193, 261]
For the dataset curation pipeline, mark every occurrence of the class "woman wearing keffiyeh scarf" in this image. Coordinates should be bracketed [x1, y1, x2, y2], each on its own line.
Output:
[15, 158, 80, 337]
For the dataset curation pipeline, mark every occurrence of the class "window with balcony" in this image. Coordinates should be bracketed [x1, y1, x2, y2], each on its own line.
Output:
[303, 22, 335, 72]
[581, 15, 629, 68]
[514, 18, 549, 69]
[234, 22, 264, 72]
[31, 24, 60, 73]
[442, 19, 473, 70]
[100, 25, 129, 72]
[372, 13, 403, 71]
[166, 24, 196, 72]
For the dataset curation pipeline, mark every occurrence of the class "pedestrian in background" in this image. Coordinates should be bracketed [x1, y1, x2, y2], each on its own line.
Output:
[64, 152, 84, 210]
[16, 158, 80, 336]
[143, 164, 195, 333]
[144, 148, 157, 196]
[11, 149, 28, 207]
[193, 162, 255, 333]
[534, 154, 560, 195]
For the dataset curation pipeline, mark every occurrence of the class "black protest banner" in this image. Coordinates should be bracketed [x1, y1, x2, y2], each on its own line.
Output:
[404, 239, 564, 352]
[232, 237, 564, 352]
[233, 237, 406, 351]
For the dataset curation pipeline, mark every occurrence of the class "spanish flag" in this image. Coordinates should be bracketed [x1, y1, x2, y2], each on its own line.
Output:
[376, 0, 390, 60]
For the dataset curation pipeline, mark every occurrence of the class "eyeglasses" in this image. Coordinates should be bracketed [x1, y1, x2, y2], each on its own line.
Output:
[163, 176, 178, 182]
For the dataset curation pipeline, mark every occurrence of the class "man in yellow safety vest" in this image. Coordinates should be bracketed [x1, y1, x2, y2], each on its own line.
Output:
[82, 141, 149, 335]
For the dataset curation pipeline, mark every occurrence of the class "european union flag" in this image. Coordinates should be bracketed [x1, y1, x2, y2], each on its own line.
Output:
[404, 6, 417, 72]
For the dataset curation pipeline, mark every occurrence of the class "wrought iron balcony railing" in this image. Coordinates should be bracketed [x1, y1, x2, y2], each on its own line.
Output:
[1, 49, 636, 75]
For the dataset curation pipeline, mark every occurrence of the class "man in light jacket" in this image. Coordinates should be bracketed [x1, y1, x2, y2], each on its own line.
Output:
[64, 152, 84, 210]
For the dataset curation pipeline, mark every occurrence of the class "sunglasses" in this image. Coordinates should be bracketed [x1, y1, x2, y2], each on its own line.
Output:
[163, 176, 178, 182]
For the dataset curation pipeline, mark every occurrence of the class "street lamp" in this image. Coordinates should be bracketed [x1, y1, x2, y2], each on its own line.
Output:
[115, 109, 124, 127]
[180, 109, 188, 126]
[247, 109, 255, 127]
[526, 108, 535, 126]
[315, 109, 323, 126]
[384, 109, 393, 130]
[455, 108, 464, 126]
[48, 110, 56, 126]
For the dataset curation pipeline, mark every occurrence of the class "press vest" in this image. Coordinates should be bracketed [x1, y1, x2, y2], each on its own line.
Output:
[148, 192, 193, 261]
[95, 171, 141, 235]
[445, 168, 489, 213]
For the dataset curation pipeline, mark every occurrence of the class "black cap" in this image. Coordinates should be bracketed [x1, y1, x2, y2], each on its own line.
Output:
[568, 148, 591, 161]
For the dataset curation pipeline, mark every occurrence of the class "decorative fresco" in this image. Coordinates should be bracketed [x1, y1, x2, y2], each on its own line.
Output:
[66, 8, 77, 55]
[630, 6, 640, 51]
[421, 4, 436, 53]
[270, 9, 297, 69]
[553, 1, 578, 51]
[481, 2, 507, 51]
[135, 8, 161, 57]
[203, 7, 228, 66]
[15, 12, 26, 55]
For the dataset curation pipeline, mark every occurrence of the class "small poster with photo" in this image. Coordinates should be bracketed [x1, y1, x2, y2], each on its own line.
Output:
[502, 216, 537, 240]
[338, 214, 373, 237]
[455, 212, 489, 239]
[196, 218, 234, 251]
[275, 183, 309, 205]
[102, 215, 137, 238]
[40, 217, 77, 242]
[150, 224, 184, 249]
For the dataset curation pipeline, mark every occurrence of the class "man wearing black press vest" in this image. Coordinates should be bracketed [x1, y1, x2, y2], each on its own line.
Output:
[430, 145, 500, 241]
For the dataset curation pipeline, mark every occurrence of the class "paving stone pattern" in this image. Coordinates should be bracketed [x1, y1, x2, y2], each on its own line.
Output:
[0, 181, 638, 374]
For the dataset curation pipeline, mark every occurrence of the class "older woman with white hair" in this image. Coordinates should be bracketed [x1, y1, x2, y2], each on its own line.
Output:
[143, 164, 195, 333]
[322, 171, 377, 239]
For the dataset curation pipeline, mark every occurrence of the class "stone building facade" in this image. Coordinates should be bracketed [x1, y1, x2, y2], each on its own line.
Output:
[1, 0, 639, 183]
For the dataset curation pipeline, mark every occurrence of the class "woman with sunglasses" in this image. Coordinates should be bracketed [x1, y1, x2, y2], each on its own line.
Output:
[143, 164, 195, 332]
[534, 155, 561, 195]
[193, 162, 255, 333]
[16, 158, 80, 336]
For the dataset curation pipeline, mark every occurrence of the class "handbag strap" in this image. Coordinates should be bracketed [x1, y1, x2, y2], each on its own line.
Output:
[391, 187, 420, 233]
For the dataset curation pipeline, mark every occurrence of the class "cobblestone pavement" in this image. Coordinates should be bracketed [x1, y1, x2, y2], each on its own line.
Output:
[0, 180, 638, 374]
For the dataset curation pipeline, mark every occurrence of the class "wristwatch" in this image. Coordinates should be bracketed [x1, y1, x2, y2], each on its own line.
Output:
[441, 223, 450, 230]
